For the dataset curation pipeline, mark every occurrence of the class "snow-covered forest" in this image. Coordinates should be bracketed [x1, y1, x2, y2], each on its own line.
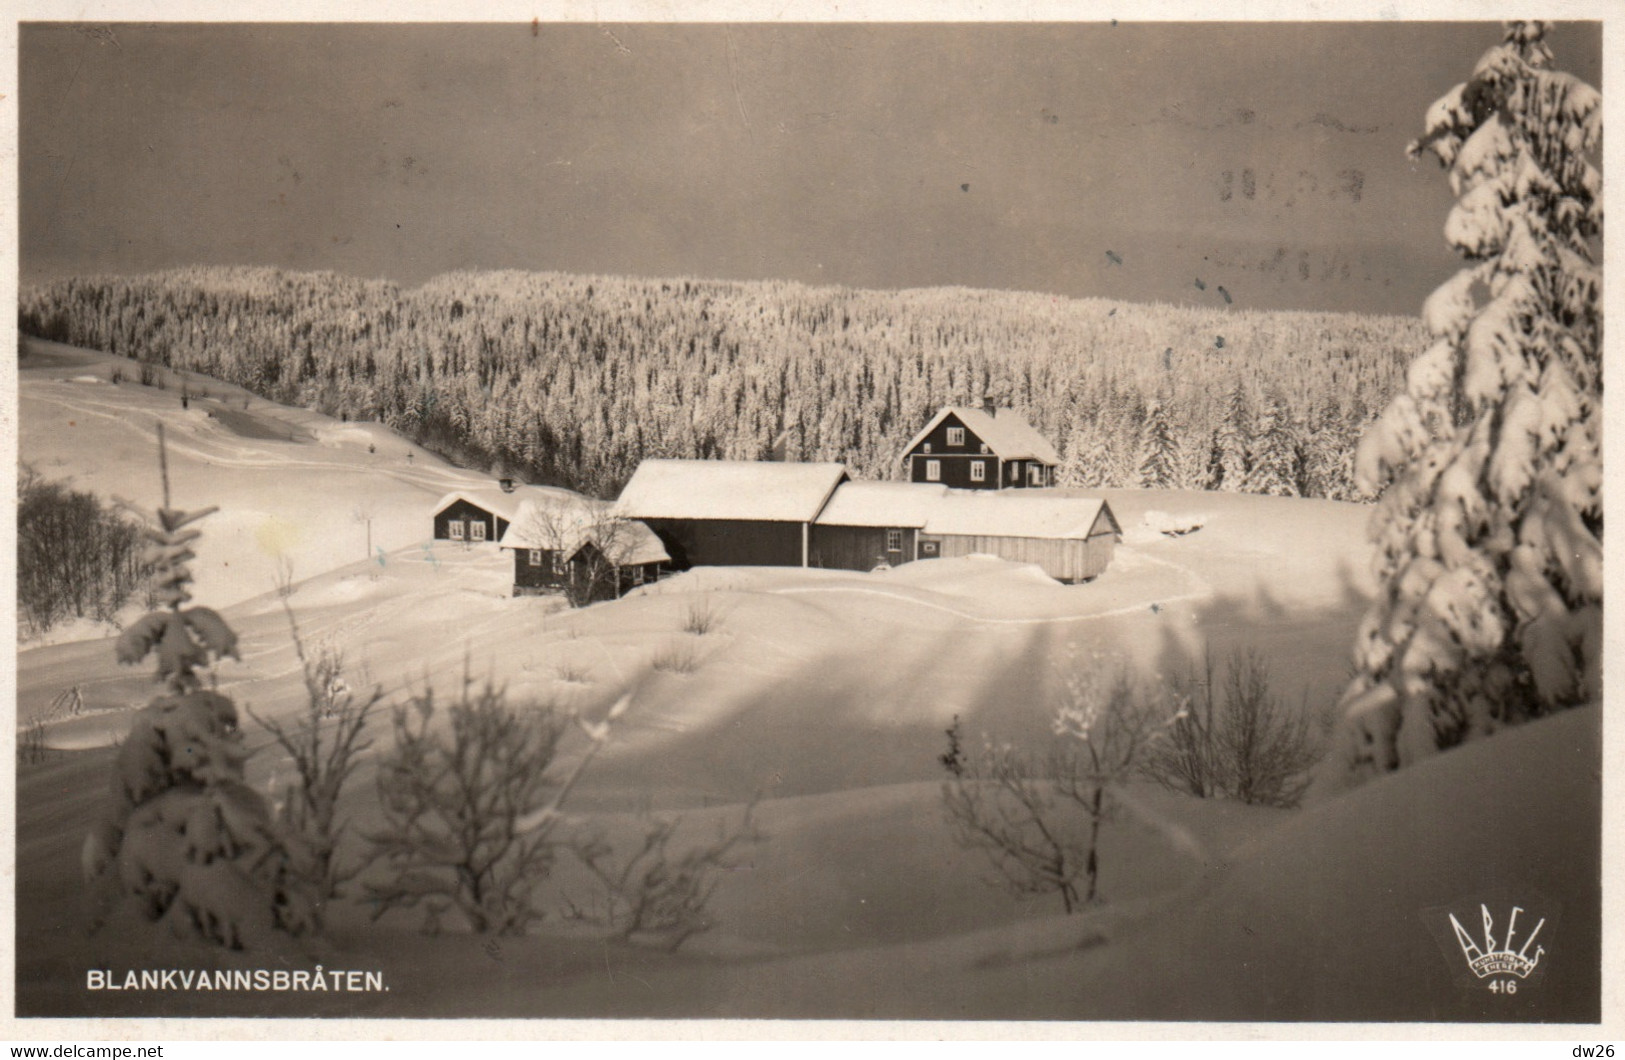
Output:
[18, 269, 1422, 499]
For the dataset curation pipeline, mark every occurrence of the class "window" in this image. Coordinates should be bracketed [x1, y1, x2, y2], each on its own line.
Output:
[925, 459, 941, 482]
[552, 554, 567, 576]
[633, 567, 646, 585]
[471, 520, 487, 542]
[529, 549, 543, 566]
[886, 529, 902, 553]
[449, 520, 465, 541]
[947, 427, 965, 447]
[969, 460, 986, 483]
[1029, 464, 1044, 486]
[922, 442, 932, 454]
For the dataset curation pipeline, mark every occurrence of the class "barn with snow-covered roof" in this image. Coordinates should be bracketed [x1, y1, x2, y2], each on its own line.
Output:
[431, 485, 529, 545]
[808, 481, 947, 572]
[916, 490, 1119, 582]
[813, 481, 1119, 582]
[901, 402, 1061, 490]
[615, 459, 849, 569]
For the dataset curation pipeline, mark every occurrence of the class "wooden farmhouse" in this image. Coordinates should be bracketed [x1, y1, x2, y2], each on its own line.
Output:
[432, 486, 532, 545]
[497, 498, 669, 603]
[813, 481, 1120, 583]
[901, 403, 1060, 490]
[615, 459, 850, 568]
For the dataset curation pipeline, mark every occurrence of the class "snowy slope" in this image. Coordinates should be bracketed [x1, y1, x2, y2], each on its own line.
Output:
[20, 337, 1597, 1024]
[18, 337, 577, 618]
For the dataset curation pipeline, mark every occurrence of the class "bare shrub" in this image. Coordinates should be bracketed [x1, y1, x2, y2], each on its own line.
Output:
[364, 676, 567, 935]
[18, 465, 150, 635]
[18, 717, 49, 766]
[552, 658, 591, 684]
[564, 803, 762, 951]
[651, 639, 699, 675]
[249, 603, 380, 908]
[941, 662, 1157, 913]
[1143, 649, 1324, 808]
[682, 596, 718, 635]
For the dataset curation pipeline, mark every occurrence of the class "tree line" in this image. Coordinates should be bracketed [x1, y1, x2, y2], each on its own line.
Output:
[19, 267, 1424, 500]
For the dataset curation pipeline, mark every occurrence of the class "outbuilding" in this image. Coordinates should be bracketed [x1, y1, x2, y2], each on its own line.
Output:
[814, 482, 1120, 583]
[431, 486, 527, 545]
[919, 490, 1120, 582]
[498, 498, 669, 603]
[615, 459, 850, 569]
[809, 481, 948, 571]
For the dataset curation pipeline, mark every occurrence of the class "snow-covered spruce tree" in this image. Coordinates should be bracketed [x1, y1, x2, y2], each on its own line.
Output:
[1328, 22, 1601, 781]
[1215, 381, 1253, 492]
[82, 427, 317, 948]
[1137, 402, 1182, 490]
[1241, 393, 1303, 498]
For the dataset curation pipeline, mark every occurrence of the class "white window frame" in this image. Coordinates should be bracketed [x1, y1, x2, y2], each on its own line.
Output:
[947, 427, 965, 447]
[449, 520, 465, 541]
[925, 459, 941, 482]
[886, 529, 902, 553]
[1028, 464, 1044, 486]
[551, 554, 567, 576]
[969, 460, 986, 483]
[529, 549, 543, 566]
[633, 567, 646, 585]
[470, 520, 487, 542]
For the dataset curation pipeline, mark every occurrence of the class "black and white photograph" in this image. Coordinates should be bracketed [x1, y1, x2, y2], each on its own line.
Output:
[8, 9, 1612, 1031]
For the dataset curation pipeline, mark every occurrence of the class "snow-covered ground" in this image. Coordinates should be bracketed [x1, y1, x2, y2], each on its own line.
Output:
[14, 339, 1601, 1022]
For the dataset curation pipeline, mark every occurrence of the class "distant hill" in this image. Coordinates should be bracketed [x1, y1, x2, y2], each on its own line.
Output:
[20, 267, 1424, 500]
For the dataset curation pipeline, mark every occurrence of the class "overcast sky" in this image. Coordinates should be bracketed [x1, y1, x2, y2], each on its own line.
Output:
[19, 21, 1602, 316]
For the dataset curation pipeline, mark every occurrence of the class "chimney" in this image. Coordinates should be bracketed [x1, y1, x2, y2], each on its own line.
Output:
[982, 395, 997, 418]
[499, 476, 515, 493]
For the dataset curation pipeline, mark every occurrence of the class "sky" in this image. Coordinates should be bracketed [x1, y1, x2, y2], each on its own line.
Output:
[19, 20, 1603, 317]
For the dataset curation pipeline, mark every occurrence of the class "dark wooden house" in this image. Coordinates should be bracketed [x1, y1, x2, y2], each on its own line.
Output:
[498, 498, 669, 603]
[615, 459, 849, 569]
[431, 487, 526, 545]
[900, 404, 1060, 490]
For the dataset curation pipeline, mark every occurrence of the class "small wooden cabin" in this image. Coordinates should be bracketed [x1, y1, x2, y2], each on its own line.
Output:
[900, 403, 1060, 490]
[615, 459, 849, 569]
[498, 499, 669, 603]
[431, 487, 526, 545]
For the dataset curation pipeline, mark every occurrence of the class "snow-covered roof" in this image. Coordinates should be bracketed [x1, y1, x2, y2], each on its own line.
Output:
[921, 491, 1117, 541]
[431, 486, 531, 523]
[816, 481, 1118, 541]
[899, 407, 1062, 466]
[814, 481, 949, 528]
[615, 459, 850, 523]
[498, 497, 669, 567]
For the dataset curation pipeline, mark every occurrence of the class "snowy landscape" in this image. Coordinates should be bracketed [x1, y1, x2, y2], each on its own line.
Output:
[12, 19, 1605, 1030]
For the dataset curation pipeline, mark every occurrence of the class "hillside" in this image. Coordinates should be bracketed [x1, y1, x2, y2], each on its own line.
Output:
[19, 267, 1425, 500]
[14, 338, 1600, 1024]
